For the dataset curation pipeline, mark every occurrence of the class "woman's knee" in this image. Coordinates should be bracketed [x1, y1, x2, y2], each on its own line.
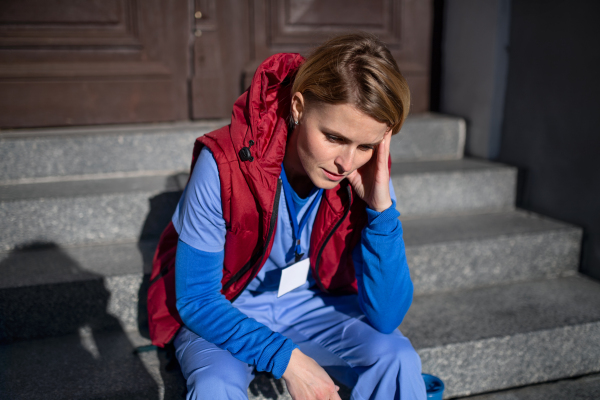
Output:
[185, 360, 252, 400]
[369, 331, 421, 371]
[175, 328, 253, 399]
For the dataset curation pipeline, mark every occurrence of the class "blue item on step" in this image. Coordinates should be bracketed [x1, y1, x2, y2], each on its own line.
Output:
[422, 373, 444, 399]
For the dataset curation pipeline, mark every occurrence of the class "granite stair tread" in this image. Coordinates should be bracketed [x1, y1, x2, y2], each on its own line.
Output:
[402, 210, 582, 294]
[0, 240, 154, 343]
[0, 173, 185, 251]
[0, 120, 226, 183]
[0, 210, 579, 290]
[0, 240, 155, 289]
[404, 275, 600, 348]
[0, 209, 582, 342]
[0, 158, 516, 250]
[402, 209, 579, 245]
[0, 113, 464, 183]
[457, 373, 600, 400]
[0, 171, 188, 201]
[403, 275, 600, 397]
[0, 158, 508, 201]
[3, 275, 600, 399]
[392, 157, 510, 175]
[0, 327, 317, 400]
[390, 159, 516, 217]
[389, 112, 466, 161]
[0, 328, 185, 400]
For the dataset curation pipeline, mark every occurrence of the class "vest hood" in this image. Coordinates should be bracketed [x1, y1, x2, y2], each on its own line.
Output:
[229, 53, 305, 212]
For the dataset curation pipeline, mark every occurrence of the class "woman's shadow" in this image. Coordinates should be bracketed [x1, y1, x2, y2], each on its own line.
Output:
[136, 172, 188, 399]
[0, 241, 161, 399]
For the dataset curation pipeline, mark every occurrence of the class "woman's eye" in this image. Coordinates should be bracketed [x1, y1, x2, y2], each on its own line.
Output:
[325, 134, 342, 143]
[359, 145, 375, 151]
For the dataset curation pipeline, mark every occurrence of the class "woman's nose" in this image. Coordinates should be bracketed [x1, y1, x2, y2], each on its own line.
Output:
[334, 147, 354, 173]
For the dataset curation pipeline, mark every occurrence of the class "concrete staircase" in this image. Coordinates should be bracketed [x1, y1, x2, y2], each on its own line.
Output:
[1, 114, 599, 399]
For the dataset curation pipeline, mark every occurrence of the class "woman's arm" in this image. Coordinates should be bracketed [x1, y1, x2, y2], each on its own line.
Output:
[352, 199, 413, 333]
[173, 147, 297, 378]
[347, 130, 414, 333]
[175, 239, 297, 377]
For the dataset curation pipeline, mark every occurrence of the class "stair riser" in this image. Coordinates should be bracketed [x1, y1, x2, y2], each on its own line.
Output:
[0, 125, 212, 183]
[409, 229, 582, 295]
[393, 168, 516, 217]
[0, 329, 163, 400]
[0, 228, 582, 343]
[390, 115, 465, 162]
[0, 191, 180, 251]
[6, 282, 598, 399]
[0, 274, 143, 343]
[419, 322, 600, 398]
[0, 116, 465, 182]
[0, 169, 515, 251]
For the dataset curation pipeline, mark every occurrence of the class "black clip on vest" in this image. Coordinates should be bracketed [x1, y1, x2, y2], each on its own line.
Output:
[239, 140, 255, 162]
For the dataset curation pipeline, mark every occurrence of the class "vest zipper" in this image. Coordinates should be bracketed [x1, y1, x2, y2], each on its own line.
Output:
[313, 184, 352, 293]
[226, 179, 282, 301]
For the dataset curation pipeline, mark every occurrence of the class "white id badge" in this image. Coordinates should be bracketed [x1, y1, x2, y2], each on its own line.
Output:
[277, 258, 311, 297]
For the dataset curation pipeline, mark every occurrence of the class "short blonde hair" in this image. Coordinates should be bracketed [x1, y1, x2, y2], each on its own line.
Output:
[292, 32, 410, 134]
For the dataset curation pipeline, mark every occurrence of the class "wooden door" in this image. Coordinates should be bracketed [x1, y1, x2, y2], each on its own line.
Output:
[0, 0, 432, 128]
[0, 0, 190, 128]
[190, 0, 432, 119]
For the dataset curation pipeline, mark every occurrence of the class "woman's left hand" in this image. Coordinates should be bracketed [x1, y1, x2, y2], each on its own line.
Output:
[347, 129, 393, 212]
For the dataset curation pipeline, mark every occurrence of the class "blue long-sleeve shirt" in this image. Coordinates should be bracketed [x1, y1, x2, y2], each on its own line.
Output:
[173, 147, 413, 378]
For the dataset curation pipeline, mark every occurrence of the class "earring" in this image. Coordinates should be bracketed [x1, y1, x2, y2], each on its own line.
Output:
[294, 120, 299, 125]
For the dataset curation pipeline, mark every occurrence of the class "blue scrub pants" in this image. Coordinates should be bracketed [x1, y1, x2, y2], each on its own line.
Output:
[174, 287, 426, 400]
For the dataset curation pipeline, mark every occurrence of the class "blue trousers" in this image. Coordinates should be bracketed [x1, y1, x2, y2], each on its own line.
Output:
[174, 287, 426, 400]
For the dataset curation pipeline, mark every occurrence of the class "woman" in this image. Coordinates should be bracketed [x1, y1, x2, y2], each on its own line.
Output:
[148, 33, 427, 399]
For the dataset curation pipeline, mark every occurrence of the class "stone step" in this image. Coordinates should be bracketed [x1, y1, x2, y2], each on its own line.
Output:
[0, 327, 302, 400]
[0, 158, 515, 251]
[404, 275, 600, 397]
[456, 373, 600, 400]
[2, 276, 600, 399]
[403, 210, 582, 295]
[0, 241, 153, 343]
[0, 120, 225, 183]
[0, 172, 186, 251]
[0, 329, 186, 400]
[0, 210, 580, 343]
[390, 113, 465, 162]
[0, 113, 464, 183]
[392, 158, 516, 218]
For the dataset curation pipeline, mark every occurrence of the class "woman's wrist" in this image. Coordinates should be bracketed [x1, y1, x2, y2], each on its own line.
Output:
[368, 198, 393, 213]
[365, 199, 399, 228]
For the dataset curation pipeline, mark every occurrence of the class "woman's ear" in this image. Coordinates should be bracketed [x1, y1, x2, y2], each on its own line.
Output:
[291, 92, 305, 123]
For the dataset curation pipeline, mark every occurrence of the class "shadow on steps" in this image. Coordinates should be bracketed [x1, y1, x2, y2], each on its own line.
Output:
[0, 241, 165, 399]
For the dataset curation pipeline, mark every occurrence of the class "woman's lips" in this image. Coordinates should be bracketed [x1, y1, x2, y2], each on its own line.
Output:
[322, 168, 345, 181]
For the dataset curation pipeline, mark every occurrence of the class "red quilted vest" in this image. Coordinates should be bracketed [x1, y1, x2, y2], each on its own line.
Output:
[147, 53, 370, 347]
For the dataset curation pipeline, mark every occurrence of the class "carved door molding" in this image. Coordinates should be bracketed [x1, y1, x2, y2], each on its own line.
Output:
[190, 0, 432, 119]
[251, 0, 432, 113]
[0, 0, 189, 128]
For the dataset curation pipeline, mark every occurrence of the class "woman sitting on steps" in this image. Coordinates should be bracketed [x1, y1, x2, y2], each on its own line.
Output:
[147, 32, 427, 400]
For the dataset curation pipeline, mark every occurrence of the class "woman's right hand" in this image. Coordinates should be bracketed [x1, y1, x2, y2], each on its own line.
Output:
[282, 348, 342, 400]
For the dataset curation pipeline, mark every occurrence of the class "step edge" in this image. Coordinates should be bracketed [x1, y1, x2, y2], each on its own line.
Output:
[0, 119, 229, 140]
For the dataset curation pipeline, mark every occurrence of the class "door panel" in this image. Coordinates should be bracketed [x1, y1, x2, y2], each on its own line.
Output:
[190, 0, 252, 119]
[253, 0, 432, 113]
[192, 0, 432, 118]
[0, 0, 189, 128]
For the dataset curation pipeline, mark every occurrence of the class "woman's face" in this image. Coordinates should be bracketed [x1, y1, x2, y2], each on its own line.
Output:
[288, 93, 389, 191]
